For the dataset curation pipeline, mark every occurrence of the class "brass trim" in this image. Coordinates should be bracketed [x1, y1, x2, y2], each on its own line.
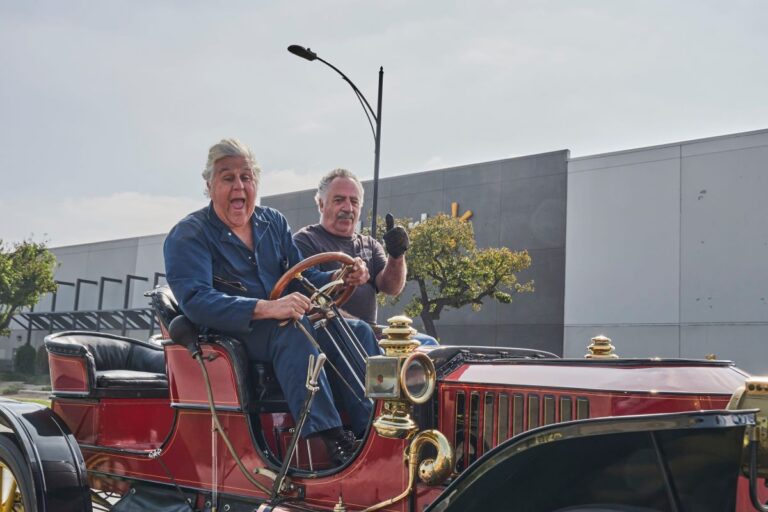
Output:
[482, 392, 494, 454]
[469, 392, 480, 466]
[379, 315, 420, 355]
[497, 394, 509, 445]
[576, 397, 590, 420]
[372, 410, 418, 439]
[455, 391, 466, 472]
[585, 334, 619, 359]
[512, 394, 524, 436]
[528, 394, 540, 430]
[360, 430, 454, 512]
[543, 395, 555, 425]
[399, 352, 436, 405]
[560, 396, 573, 423]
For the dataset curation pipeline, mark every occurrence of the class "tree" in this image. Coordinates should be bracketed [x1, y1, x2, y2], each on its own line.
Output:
[382, 214, 534, 338]
[0, 240, 58, 337]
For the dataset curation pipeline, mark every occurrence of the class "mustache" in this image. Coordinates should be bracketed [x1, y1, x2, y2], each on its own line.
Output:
[337, 212, 355, 220]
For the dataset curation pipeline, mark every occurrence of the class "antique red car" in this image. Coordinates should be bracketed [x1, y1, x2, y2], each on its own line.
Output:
[0, 255, 767, 511]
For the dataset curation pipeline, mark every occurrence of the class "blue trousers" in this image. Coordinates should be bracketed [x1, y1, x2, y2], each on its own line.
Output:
[243, 317, 380, 437]
[414, 332, 439, 346]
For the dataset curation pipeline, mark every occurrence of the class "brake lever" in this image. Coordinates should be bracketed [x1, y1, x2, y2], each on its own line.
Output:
[313, 278, 345, 307]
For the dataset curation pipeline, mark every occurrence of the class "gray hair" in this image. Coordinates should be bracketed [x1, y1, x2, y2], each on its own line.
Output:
[202, 138, 261, 196]
[315, 168, 364, 206]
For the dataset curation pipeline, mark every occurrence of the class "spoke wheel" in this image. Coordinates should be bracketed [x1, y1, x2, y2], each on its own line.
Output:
[0, 435, 33, 512]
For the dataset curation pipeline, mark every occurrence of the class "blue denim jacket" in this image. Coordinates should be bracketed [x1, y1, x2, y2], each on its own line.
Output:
[163, 203, 331, 335]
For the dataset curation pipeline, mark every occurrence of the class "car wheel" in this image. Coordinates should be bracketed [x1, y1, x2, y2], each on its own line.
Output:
[0, 434, 35, 511]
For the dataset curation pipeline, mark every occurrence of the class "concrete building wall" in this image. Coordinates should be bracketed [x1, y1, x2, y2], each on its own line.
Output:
[0, 234, 168, 361]
[264, 150, 569, 355]
[564, 129, 768, 374]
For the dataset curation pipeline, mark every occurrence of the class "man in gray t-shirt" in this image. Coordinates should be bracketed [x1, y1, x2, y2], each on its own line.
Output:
[293, 168, 408, 325]
[294, 169, 438, 345]
[293, 222, 386, 323]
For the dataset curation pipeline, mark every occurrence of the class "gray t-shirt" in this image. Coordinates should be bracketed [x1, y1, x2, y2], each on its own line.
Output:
[293, 224, 387, 324]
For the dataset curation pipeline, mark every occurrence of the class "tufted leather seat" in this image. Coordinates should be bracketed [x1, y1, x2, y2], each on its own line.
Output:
[45, 331, 168, 398]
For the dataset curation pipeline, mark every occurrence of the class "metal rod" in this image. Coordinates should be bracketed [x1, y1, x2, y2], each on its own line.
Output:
[371, 66, 383, 239]
[323, 318, 367, 381]
[98, 277, 122, 331]
[330, 306, 370, 365]
[74, 278, 97, 311]
[271, 354, 326, 499]
[319, 323, 366, 394]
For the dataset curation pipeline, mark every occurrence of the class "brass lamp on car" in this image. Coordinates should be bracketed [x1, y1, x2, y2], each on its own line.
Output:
[364, 316, 453, 491]
[728, 377, 768, 476]
[366, 316, 436, 439]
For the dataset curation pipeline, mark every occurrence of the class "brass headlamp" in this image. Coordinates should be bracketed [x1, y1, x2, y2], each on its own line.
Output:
[728, 377, 768, 476]
[366, 316, 436, 439]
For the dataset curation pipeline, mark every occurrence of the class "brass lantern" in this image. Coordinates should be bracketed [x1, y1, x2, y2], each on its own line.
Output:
[366, 316, 436, 439]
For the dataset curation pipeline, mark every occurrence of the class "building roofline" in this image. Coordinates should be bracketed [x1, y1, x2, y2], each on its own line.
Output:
[50, 232, 167, 250]
[569, 127, 768, 162]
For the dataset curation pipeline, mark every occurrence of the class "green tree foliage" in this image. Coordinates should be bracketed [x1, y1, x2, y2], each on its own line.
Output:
[14, 343, 36, 374]
[381, 214, 534, 338]
[0, 240, 58, 337]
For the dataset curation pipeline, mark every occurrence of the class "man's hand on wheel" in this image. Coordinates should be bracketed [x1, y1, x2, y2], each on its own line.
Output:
[383, 213, 409, 259]
[341, 257, 369, 287]
[253, 292, 311, 321]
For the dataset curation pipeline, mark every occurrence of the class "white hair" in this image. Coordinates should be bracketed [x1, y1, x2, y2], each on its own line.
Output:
[314, 168, 364, 207]
[202, 138, 261, 196]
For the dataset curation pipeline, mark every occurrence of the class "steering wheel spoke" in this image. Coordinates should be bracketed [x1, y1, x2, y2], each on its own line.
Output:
[269, 252, 357, 317]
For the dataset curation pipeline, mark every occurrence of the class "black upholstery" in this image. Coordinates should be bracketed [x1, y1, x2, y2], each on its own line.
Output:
[145, 286, 181, 334]
[96, 370, 168, 388]
[45, 331, 168, 398]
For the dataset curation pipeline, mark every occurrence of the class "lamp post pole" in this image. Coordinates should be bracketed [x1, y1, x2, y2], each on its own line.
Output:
[288, 45, 383, 238]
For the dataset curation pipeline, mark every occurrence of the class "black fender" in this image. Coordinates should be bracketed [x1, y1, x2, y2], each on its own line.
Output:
[427, 410, 754, 512]
[0, 398, 92, 512]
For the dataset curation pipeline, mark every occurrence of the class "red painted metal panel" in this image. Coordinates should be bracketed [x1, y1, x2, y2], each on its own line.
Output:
[52, 399, 97, 444]
[49, 354, 89, 393]
[166, 345, 242, 409]
[85, 408, 414, 511]
[96, 398, 175, 450]
[53, 398, 175, 450]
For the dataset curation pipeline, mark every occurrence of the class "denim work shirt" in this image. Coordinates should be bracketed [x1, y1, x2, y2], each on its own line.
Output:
[163, 203, 331, 336]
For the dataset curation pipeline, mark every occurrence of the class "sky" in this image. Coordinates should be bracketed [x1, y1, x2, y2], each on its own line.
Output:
[1, 0, 767, 248]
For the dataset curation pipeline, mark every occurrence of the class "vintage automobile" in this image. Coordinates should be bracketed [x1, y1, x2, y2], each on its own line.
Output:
[0, 252, 767, 511]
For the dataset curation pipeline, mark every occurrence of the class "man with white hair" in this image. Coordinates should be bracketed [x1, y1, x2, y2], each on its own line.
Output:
[294, 168, 437, 345]
[164, 140, 379, 466]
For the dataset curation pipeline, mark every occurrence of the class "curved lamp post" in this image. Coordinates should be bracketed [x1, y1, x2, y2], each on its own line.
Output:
[288, 44, 383, 238]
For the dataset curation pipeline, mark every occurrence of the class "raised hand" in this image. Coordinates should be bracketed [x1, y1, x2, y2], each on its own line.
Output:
[382, 212, 409, 259]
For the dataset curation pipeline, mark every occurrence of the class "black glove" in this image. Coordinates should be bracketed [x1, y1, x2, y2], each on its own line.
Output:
[382, 213, 409, 259]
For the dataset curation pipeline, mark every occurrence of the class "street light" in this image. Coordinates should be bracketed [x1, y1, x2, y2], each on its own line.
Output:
[288, 44, 384, 238]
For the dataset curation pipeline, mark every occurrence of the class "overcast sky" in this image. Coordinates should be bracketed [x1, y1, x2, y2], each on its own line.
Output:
[1, 0, 766, 247]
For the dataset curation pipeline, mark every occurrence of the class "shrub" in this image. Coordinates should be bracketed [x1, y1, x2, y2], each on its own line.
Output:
[36, 344, 49, 376]
[14, 343, 36, 375]
[1, 384, 21, 395]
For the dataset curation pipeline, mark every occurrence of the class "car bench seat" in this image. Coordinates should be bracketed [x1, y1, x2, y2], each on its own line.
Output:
[145, 286, 286, 412]
[45, 331, 169, 399]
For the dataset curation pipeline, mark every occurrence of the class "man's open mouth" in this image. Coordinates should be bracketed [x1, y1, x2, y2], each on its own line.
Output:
[231, 198, 246, 209]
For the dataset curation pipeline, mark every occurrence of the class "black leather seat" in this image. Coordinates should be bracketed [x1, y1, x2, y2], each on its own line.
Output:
[45, 331, 168, 398]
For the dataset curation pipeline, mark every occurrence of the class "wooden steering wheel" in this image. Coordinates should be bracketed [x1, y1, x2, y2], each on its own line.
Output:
[268, 252, 357, 310]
